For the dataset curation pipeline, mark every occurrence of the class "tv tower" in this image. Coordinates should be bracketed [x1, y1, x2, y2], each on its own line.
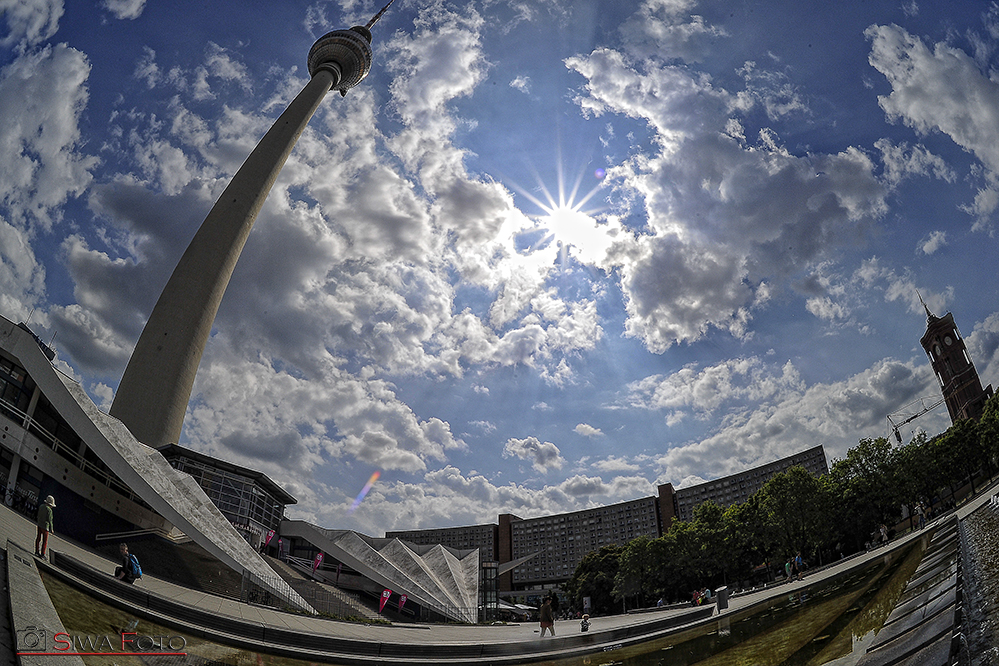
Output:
[110, 2, 395, 448]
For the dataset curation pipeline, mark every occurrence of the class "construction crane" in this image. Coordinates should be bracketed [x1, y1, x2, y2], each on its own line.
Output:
[886, 396, 945, 444]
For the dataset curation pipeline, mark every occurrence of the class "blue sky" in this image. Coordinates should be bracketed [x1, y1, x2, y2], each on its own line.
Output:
[2, 0, 998, 535]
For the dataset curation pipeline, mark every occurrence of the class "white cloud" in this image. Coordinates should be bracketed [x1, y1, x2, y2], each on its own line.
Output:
[868, 23, 999, 227]
[503, 436, 565, 473]
[589, 455, 640, 473]
[806, 296, 849, 321]
[0, 0, 62, 50]
[674, 474, 707, 490]
[619, 0, 727, 63]
[185, 347, 466, 476]
[510, 75, 530, 93]
[567, 40, 887, 352]
[737, 60, 807, 120]
[574, 423, 604, 437]
[469, 420, 496, 434]
[854, 256, 952, 317]
[874, 138, 955, 188]
[131, 43, 251, 102]
[0, 216, 45, 320]
[102, 0, 145, 20]
[868, 24, 999, 172]
[654, 356, 938, 484]
[628, 356, 803, 425]
[0, 43, 98, 231]
[967, 312, 999, 390]
[919, 230, 947, 255]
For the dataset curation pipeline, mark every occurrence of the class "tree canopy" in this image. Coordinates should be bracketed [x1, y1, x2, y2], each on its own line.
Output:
[560, 392, 999, 614]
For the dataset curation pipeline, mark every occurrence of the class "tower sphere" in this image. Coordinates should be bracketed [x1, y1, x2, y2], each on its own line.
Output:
[308, 26, 373, 96]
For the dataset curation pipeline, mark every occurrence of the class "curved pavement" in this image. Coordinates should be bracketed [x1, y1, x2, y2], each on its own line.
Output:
[5, 477, 997, 665]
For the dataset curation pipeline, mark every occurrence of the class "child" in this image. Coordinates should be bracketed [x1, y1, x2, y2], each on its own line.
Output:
[580, 614, 590, 632]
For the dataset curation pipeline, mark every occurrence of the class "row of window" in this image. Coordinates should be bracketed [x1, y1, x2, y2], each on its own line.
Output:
[169, 458, 286, 530]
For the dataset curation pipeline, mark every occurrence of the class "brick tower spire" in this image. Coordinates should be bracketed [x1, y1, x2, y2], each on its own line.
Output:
[918, 299, 993, 424]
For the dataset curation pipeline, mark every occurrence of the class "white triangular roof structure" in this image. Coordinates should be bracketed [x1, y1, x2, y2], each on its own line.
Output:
[281, 520, 479, 623]
[0, 317, 312, 613]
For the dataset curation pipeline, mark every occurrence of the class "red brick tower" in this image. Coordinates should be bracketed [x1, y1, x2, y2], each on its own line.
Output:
[919, 301, 993, 423]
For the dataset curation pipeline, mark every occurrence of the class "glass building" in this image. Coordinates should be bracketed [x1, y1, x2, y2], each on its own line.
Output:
[158, 443, 296, 549]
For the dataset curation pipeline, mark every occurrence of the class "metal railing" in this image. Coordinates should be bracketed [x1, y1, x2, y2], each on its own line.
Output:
[0, 470, 38, 519]
[0, 397, 140, 503]
[94, 527, 188, 543]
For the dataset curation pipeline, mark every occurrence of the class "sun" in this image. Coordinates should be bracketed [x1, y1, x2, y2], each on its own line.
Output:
[510, 161, 615, 266]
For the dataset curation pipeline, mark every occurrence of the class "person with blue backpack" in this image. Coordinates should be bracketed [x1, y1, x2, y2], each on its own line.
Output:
[114, 543, 142, 584]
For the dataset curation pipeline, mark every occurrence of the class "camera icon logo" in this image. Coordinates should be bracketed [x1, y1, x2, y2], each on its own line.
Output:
[17, 626, 46, 651]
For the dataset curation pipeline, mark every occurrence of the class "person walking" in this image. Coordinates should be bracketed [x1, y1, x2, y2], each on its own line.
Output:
[34, 495, 55, 557]
[539, 597, 555, 637]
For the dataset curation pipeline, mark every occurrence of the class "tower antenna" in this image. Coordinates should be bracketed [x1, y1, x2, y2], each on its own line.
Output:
[366, 0, 396, 29]
[917, 290, 933, 319]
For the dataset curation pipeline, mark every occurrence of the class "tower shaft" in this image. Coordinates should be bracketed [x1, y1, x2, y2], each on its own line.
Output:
[110, 69, 337, 447]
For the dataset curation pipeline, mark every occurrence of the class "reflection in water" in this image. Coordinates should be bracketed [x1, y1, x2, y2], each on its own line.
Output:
[800, 540, 924, 666]
[43, 539, 923, 666]
[41, 573, 301, 666]
[569, 541, 921, 666]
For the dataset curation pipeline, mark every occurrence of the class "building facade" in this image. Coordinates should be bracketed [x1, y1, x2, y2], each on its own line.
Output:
[671, 445, 829, 521]
[158, 443, 296, 550]
[0, 315, 310, 610]
[387, 445, 828, 595]
[385, 522, 497, 560]
[505, 496, 662, 590]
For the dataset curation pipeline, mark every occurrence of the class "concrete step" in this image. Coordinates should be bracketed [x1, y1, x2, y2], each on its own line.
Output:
[263, 555, 382, 621]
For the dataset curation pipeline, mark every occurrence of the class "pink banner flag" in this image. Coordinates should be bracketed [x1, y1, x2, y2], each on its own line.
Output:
[379, 589, 392, 613]
[264, 529, 275, 546]
[398, 594, 408, 612]
[312, 552, 324, 573]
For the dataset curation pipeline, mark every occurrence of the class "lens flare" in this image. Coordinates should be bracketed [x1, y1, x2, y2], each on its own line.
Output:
[348, 470, 381, 513]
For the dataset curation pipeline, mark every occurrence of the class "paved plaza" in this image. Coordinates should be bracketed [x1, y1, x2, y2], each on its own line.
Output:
[3, 479, 996, 664]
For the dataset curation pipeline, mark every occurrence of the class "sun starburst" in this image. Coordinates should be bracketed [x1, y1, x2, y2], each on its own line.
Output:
[509, 156, 615, 266]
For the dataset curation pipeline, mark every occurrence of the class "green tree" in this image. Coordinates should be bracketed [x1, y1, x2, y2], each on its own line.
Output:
[827, 437, 901, 549]
[979, 392, 999, 471]
[726, 492, 779, 581]
[564, 545, 622, 615]
[757, 465, 829, 563]
[941, 417, 986, 494]
[613, 535, 657, 609]
[663, 518, 703, 600]
[690, 501, 733, 586]
[895, 431, 938, 528]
